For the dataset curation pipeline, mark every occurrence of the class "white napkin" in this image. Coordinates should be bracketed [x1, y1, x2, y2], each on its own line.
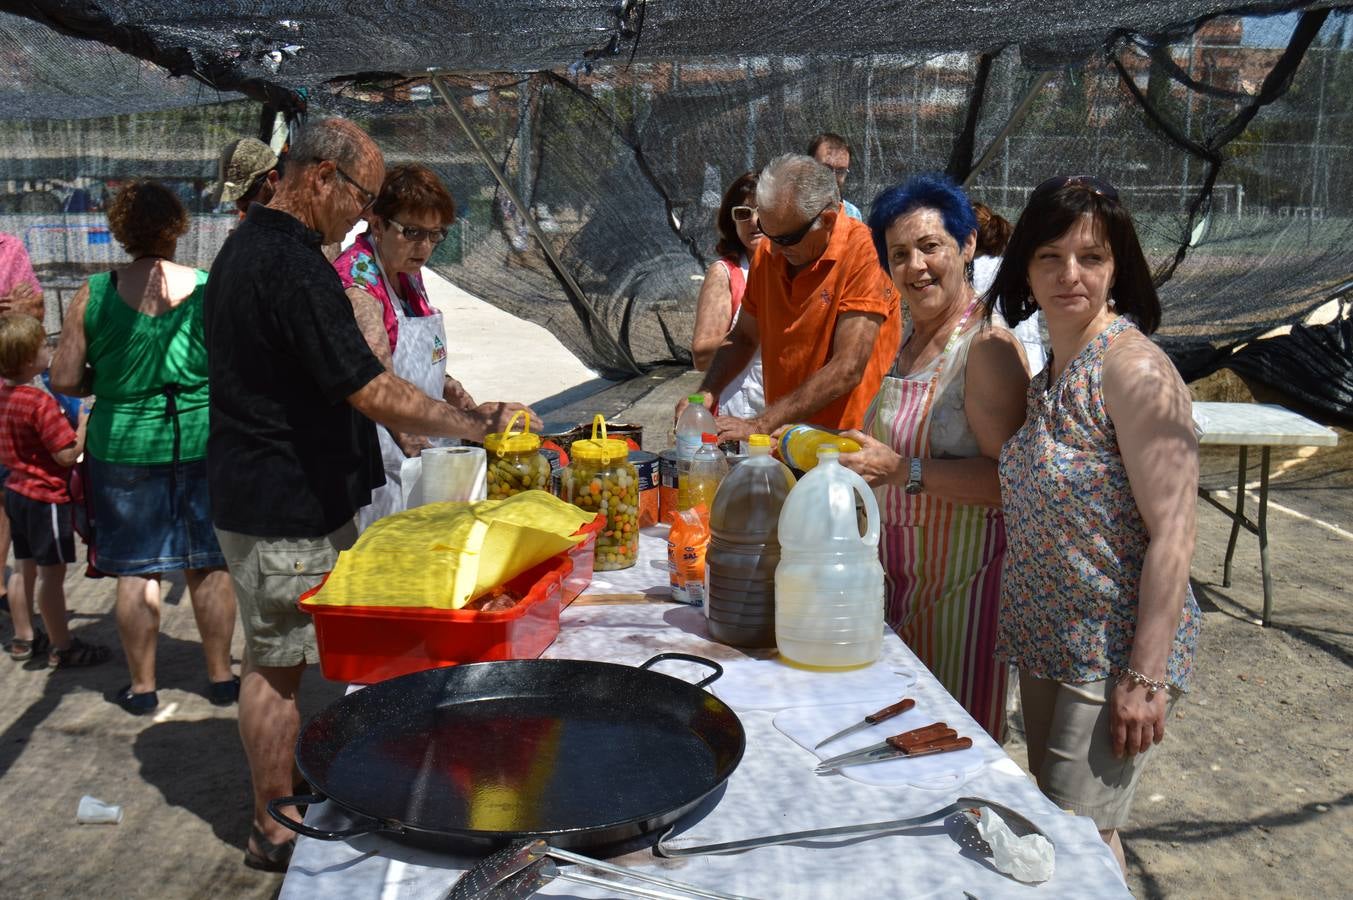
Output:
[964, 805, 1056, 884]
[709, 656, 916, 712]
[774, 699, 987, 789]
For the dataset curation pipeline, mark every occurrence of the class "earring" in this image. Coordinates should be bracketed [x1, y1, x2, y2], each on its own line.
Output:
[965, 260, 974, 283]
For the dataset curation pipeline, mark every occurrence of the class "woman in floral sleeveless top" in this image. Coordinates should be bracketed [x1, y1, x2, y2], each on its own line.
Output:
[987, 176, 1201, 876]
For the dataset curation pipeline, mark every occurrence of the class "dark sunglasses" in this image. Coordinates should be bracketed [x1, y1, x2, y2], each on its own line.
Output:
[762, 203, 831, 247]
[388, 218, 449, 245]
[1032, 174, 1120, 202]
[731, 205, 757, 222]
[331, 163, 377, 213]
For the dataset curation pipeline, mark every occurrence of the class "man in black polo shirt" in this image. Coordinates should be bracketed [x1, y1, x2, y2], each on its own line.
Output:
[204, 117, 530, 871]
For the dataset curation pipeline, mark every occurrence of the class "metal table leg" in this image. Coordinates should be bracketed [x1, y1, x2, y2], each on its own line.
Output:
[1259, 447, 1273, 627]
[1222, 446, 1247, 587]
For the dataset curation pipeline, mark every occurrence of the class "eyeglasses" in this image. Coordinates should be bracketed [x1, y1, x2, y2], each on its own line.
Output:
[332, 163, 377, 213]
[762, 203, 831, 247]
[731, 205, 757, 223]
[388, 218, 449, 245]
[1032, 175, 1120, 202]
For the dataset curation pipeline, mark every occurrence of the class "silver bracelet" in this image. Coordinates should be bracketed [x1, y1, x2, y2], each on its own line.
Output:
[1117, 666, 1170, 698]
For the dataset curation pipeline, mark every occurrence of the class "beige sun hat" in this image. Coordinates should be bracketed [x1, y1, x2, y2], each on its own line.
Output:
[212, 137, 278, 204]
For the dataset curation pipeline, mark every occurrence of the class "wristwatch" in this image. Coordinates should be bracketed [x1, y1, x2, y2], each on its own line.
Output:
[905, 457, 923, 495]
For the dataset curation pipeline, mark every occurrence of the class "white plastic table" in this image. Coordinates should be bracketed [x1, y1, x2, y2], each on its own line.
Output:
[277, 534, 1129, 899]
[1192, 402, 1338, 626]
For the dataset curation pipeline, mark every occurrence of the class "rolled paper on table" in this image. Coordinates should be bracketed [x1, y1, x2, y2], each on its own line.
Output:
[419, 446, 487, 504]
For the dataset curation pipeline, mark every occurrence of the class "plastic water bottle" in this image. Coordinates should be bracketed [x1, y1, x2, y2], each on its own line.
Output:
[683, 433, 728, 512]
[706, 434, 795, 648]
[675, 396, 716, 460]
[774, 445, 884, 668]
[776, 425, 862, 472]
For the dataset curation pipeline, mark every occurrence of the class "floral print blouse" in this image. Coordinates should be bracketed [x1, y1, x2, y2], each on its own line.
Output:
[996, 316, 1200, 689]
[334, 232, 434, 353]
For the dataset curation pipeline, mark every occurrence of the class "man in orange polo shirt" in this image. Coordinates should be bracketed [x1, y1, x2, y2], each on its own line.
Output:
[687, 153, 900, 442]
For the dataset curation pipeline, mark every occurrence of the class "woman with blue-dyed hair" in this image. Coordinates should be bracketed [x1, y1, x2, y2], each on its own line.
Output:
[839, 173, 1029, 739]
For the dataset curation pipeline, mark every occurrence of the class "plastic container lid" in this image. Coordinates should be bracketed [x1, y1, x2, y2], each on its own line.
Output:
[484, 409, 541, 455]
[688, 394, 705, 403]
[748, 434, 771, 447]
[701, 432, 718, 443]
[571, 413, 630, 464]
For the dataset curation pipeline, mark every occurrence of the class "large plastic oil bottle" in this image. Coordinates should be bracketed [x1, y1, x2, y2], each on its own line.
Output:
[774, 445, 884, 668]
[706, 434, 796, 648]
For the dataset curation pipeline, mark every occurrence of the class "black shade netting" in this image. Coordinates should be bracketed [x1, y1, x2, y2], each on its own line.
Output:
[2, 4, 1352, 406]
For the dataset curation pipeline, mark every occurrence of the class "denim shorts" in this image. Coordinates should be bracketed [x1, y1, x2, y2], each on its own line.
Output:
[87, 455, 226, 575]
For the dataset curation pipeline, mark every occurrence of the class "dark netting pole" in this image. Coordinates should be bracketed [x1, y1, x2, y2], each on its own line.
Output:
[962, 71, 1056, 188]
[946, 52, 995, 181]
[431, 75, 641, 376]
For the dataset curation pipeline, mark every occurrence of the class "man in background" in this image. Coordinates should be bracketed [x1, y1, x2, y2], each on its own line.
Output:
[211, 137, 280, 218]
[808, 131, 863, 221]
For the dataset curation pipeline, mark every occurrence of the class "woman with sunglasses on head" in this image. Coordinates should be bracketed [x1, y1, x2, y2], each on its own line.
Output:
[837, 174, 1029, 740]
[335, 163, 536, 529]
[690, 172, 765, 418]
[990, 175, 1200, 875]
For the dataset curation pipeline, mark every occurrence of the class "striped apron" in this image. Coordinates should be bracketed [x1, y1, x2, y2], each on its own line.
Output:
[865, 299, 1007, 739]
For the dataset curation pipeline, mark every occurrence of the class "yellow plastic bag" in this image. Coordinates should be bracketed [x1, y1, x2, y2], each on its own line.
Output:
[307, 490, 594, 610]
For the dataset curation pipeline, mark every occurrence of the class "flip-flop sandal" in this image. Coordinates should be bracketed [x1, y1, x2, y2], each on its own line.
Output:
[8, 630, 50, 661]
[244, 824, 296, 872]
[48, 637, 111, 669]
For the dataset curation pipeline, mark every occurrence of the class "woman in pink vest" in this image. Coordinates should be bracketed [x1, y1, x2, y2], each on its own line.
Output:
[691, 171, 764, 418]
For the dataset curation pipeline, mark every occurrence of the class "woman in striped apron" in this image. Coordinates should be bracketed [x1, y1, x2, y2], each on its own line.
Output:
[841, 175, 1029, 739]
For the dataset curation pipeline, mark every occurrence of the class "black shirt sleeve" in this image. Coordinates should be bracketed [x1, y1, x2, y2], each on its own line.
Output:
[273, 260, 385, 405]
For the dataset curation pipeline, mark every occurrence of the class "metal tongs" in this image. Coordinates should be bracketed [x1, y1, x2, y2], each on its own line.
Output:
[815, 722, 972, 773]
[444, 838, 753, 900]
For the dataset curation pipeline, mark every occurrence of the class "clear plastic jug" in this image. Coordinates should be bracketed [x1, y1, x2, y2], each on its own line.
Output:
[707, 434, 795, 648]
[774, 446, 884, 668]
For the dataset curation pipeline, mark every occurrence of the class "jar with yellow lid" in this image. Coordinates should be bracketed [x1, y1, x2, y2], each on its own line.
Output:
[484, 410, 551, 500]
[563, 415, 638, 570]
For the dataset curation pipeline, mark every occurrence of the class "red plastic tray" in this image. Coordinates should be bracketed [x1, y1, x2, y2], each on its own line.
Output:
[298, 551, 572, 684]
[563, 513, 606, 606]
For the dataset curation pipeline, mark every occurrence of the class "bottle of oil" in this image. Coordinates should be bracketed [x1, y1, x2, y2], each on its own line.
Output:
[775, 445, 884, 668]
[706, 434, 795, 648]
[776, 424, 861, 472]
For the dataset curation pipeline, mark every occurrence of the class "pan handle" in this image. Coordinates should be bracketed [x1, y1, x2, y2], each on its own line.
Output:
[267, 793, 385, 841]
[638, 653, 724, 689]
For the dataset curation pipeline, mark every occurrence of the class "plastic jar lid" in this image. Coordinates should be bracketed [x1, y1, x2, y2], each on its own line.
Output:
[572, 413, 629, 464]
[484, 409, 541, 455]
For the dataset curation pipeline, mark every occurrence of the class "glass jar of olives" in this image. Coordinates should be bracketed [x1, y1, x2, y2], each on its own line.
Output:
[564, 415, 638, 570]
[484, 410, 551, 500]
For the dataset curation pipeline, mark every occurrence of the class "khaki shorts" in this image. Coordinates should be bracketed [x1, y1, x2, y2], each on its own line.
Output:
[1019, 673, 1180, 831]
[215, 522, 357, 668]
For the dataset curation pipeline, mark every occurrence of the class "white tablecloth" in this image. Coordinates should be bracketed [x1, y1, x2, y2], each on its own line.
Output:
[280, 535, 1129, 900]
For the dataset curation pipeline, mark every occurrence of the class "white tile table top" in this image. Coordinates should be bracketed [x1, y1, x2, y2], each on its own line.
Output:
[1192, 402, 1338, 447]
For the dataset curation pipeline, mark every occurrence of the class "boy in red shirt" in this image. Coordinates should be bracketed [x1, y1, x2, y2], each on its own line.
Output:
[0, 314, 108, 667]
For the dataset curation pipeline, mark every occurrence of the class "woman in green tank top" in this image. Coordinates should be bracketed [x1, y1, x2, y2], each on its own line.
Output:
[51, 180, 238, 716]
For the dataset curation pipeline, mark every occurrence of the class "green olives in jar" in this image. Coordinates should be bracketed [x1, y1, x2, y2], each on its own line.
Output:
[565, 415, 638, 571]
[484, 411, 551, 500]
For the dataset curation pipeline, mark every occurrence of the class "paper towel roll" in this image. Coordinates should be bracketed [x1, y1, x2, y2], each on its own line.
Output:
[418, 446, 487, 504]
